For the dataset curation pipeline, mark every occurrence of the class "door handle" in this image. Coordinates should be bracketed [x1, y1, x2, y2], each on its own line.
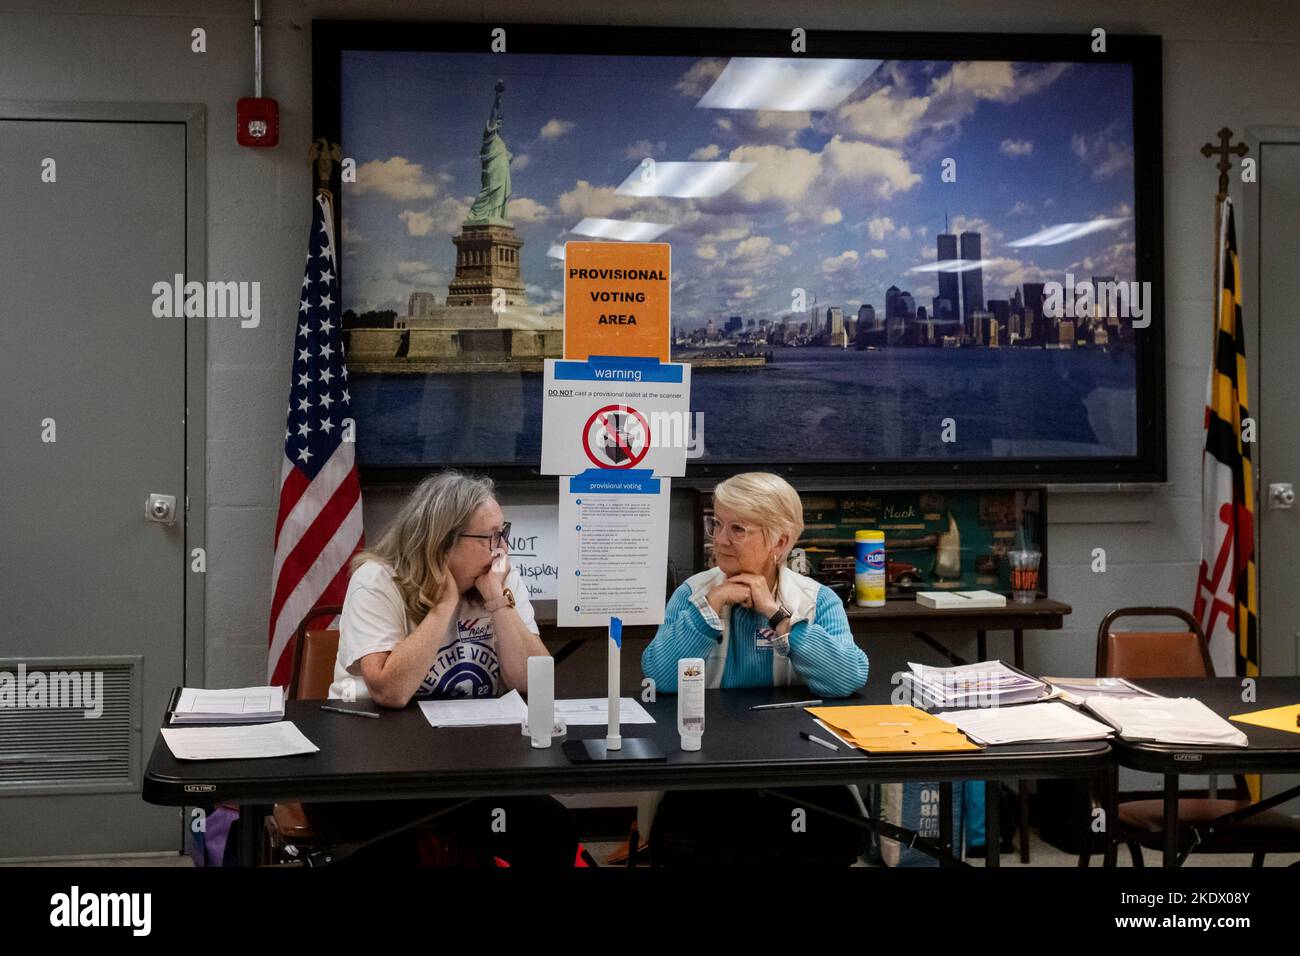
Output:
[1268, 483, 1295, 510]
[146, 493, 177, 526]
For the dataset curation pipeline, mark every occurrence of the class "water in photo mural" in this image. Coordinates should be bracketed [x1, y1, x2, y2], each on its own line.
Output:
[340, 51, 1139, 466]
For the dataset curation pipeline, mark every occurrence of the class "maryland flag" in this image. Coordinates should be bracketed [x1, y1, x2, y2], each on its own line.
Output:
[1193, 199, 1259, 686]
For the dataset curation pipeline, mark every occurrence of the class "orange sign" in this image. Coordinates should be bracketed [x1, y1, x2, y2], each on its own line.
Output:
[563, 242, 670, 362]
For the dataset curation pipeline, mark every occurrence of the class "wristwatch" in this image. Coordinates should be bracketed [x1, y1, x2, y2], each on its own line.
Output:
[767, 602, 792, 629]
[484, 588, 515, 612]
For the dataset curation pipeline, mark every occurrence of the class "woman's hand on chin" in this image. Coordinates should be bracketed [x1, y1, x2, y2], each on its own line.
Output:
[474, 547, 511, 602]
[726, 573, 780, 620]
[706, 580, 752, 615]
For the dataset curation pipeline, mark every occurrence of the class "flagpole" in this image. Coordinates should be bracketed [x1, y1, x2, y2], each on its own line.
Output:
[1211, 194, 1223, 361]
[1200, 183, 1227, 806]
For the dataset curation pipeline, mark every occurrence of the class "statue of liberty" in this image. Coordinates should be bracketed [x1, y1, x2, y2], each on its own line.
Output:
[465, 81, 512, 225]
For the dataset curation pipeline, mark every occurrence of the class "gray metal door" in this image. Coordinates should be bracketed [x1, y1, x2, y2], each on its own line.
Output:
[0, 118, 188, 857]
[1257, 138, 1300, 818]
[1259, 140, 1300, 679]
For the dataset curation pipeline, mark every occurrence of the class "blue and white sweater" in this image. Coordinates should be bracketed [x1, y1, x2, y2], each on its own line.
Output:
[642, 566, 869, 697]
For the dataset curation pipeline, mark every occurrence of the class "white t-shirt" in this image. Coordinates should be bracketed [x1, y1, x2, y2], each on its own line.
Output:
[327, 559, 539, 701]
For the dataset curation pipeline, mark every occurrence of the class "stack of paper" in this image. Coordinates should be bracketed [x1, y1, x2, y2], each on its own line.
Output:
[1041, 676, 1160, 707]
[900, 661, 1054, 709]
[168, 686, 285, 725]
[1085, 696, 1249, 747]
[160, 722, 318, 760]
[916, 590, 1007, 609]
[936, 701, 1114, 746]
[806, 704, 981, 753]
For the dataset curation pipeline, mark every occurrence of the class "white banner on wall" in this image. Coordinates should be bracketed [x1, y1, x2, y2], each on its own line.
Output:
[503, 503, 559, 601]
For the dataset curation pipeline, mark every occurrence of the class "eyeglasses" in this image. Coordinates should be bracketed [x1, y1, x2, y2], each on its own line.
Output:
[459, 521, 511, 550]
[704, 515, 755, 544]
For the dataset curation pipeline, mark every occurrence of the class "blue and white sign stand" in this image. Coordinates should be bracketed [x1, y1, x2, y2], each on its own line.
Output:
[563, 612, 662, 762]
[542, 357, 682, 764]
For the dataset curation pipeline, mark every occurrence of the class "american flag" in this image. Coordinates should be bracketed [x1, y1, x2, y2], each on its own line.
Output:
[266, 192, 364, 686]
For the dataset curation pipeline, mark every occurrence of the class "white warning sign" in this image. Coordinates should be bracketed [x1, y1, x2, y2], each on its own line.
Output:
[540, 356, 690, 477]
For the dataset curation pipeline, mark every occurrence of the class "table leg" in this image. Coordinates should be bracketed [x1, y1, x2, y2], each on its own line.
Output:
[1077, 773, 1093, 868]
[939, 782, 954, 861]
[239, 803, 269, 867]
[984, 780, 1000, 868]
[1009, 626, 1029, 864]
[1103, 763, 1119, 867]
[1018, 781, 1031, 863]
[1163, 774, 1179, 868]
[976, 629, 987, 661]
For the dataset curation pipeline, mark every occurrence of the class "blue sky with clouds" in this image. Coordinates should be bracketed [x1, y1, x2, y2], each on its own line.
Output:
[341, 51, 1136, 326]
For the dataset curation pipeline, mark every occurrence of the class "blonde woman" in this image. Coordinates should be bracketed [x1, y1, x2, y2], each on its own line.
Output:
[641, 472, 870, 866]
[643, 471, 869, 697]
[310, 470, 576, 866]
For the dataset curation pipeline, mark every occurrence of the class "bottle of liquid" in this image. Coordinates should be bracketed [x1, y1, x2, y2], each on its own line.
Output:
[677, 658, 705, 751]
[855, 530, 886, 607]
[526, 656, 556, 749]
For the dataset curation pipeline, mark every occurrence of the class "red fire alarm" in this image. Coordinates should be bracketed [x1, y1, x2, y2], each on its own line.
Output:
[237, 97, 279, 148]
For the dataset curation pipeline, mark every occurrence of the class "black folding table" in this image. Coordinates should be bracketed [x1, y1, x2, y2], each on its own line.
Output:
[144, 684, 1110, 867]
[1104, 676, 1300, 867]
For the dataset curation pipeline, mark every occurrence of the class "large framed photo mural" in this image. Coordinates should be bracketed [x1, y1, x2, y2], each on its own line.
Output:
[316, 22, 1165, 483]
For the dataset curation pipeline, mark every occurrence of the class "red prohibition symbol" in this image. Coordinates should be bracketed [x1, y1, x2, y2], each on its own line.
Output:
[583, 404, 650, 469]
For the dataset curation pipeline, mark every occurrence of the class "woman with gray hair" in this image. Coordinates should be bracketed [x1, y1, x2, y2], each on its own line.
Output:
[329, 469, 548, 705]
[643, 471, 869, 696]
[309, 470, 577, 866]
[641, 471, 870, 866]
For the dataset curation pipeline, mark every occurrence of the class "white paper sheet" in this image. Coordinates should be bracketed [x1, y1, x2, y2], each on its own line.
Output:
[174, 686, 284, 719]
[554, 697, 655, 725]
[936, 701, 1114, 745]
[418, 689, 529, 728]
[160, 721, 318, 760]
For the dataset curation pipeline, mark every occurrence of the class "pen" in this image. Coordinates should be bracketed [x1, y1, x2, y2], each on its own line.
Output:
[751, 699, 823, 711]
[800, 731, 839, 752]
[320, 704, 379, 719]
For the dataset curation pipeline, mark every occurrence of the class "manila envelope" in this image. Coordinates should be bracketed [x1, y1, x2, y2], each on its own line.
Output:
[808, 704, 981, 753]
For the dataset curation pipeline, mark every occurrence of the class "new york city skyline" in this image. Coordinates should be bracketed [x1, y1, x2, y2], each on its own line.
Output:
[340, 51, 1139, 331]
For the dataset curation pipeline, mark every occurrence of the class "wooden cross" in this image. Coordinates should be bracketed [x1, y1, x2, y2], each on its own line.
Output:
[1201, 127, 1248, 198]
